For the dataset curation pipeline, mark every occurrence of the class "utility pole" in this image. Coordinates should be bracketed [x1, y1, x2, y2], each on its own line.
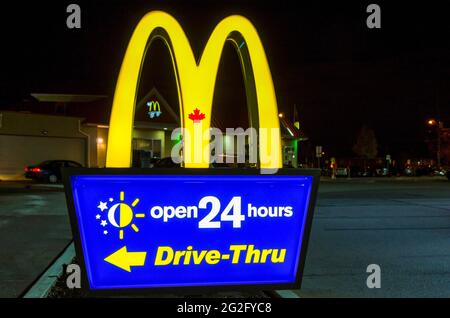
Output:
[315, 146, 322, 169]
[437, 121, 442, 170]
[427, 118, 442, 170]
[436, 81, 442, 170]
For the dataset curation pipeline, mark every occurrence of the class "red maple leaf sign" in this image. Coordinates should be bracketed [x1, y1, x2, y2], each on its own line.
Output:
[188, 108, 206, 123]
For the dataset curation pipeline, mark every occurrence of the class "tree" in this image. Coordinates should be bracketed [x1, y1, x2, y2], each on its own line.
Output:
[353, 125, 378, 159]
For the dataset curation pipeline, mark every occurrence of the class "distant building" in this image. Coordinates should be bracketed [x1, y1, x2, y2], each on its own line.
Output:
[279, 115, 308, 168]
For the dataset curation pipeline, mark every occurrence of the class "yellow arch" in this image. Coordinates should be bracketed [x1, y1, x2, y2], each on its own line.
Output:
[148, 101, 160, 112]
[106, 11, 281, 169]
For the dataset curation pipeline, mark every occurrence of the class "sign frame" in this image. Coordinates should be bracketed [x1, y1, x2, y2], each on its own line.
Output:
[62, 168, 320, 296]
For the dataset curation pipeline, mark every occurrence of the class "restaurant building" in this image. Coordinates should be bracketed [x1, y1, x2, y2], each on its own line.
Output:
[0, 88, 306, 180]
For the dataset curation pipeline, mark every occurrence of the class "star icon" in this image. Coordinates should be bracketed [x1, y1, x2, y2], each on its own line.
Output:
[96, 214, 101, 219]
[109, 198, 114, 202]
[103, 230, 108, 235]
[97, 201, 108, 211]
[100, 220, 108, 227]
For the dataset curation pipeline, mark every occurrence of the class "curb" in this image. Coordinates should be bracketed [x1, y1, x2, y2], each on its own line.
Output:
[31, 184, 64, 189]
[22, 242, 75, 298]
[20, 241, 299, 298]
[272, 290, 300, 298]
[320, 176, 447, 182]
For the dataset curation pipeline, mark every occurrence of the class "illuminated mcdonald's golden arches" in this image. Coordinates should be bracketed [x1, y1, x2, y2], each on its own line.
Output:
[106, 11, 281, 168]
[147, 101, 160, 112]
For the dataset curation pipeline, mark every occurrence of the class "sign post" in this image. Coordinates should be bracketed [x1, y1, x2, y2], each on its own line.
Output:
[62, 11, 319, 295]
[63, 168, 319, 294]
[315, 146, 323, 169]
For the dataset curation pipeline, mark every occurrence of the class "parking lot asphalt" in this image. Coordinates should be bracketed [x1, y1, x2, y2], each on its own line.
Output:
[0, 182, 71, 297]
[296, 177, 450, 297]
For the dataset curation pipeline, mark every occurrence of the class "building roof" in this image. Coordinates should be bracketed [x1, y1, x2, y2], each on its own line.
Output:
[27, 90, 308, 140]
[30, 94, 108, 103]
[135, 87, 180, 124]
[279, 116, 308, 140]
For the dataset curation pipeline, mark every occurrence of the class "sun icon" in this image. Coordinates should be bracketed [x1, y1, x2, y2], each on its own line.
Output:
[106, 191, 145, 240]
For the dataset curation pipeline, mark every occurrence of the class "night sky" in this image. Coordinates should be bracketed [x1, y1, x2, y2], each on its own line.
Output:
[1, 1, 450, 160]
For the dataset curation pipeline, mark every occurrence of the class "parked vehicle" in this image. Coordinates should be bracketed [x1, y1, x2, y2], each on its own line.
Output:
[375, 167, 389, 176]
[414, 166, 434, 176]
[404, 167, 414, 176]
[212, 162, 232, 168]
[348, 166, 376, 177]
[25, 160, 82, 183]
[335, 167, 348, 177]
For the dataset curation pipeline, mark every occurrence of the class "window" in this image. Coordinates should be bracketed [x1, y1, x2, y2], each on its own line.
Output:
[132, 138, 162, 168]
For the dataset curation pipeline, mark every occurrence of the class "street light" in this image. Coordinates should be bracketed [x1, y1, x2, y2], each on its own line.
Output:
[427, 118, 442, 170]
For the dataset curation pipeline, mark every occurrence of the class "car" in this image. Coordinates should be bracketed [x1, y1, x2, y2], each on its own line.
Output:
[153, 157, 181, 168]
[414, 166, 434, 176]
[335, 167, 348, 177]
[25, 160, 82, 183]
[347, 166, 375, 177]
[375, 167, 389, 176]
[404, 167, 414, 176]
[211, 162, 232, 168]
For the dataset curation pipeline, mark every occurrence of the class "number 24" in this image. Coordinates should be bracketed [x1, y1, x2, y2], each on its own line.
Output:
[198, 196, 245, 229]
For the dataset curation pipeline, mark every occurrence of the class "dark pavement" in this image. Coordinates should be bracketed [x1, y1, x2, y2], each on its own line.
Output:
[0, 182, 71, 297]
[296, 177, 450, 297]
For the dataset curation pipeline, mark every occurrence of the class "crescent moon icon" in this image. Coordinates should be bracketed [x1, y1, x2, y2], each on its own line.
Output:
[108, 203, 120, 227]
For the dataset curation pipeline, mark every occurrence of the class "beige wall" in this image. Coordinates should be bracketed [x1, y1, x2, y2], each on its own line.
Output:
[80, 126, 110, 168]
[0, 111, 88, 179]
[0, 111, 86, 138]
[96, 128, 108, 168]
[79, 125, 98, 168]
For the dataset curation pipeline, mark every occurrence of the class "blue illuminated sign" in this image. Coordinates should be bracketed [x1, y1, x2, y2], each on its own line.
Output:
[65, 170, 318, 291]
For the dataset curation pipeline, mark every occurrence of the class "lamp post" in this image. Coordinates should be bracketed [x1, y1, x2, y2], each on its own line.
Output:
[315, 146, 322, 169]
[427, 118, 442, 170]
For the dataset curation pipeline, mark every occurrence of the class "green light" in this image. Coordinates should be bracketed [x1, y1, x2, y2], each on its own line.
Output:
[176, 133, 182, 144]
